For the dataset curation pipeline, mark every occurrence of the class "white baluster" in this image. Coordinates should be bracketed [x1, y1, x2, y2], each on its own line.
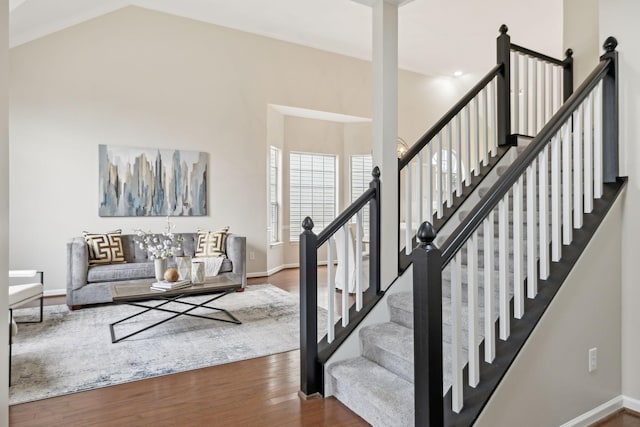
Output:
[573, 106, 583, 228]
[484, 211, 495, 363]
[451, 252, 463, 413]
[539, 147, 549, 280]
[356, 211, 363, 311]
[538, 61, 547, 126]
[527, 161, 538, 298]
[342, 223, 349, 327]
[464, 105, 471, 186]
[436, 133, 443, 218]
[532, 60, 538, 133]
[513, 176, 524, 319]
[594, 81, 603, 199]
[513, 52, 520, 134]
[456, 114, 463, 196]
[327, 236, 335, 343]
[562, 122, 573, 245]
[482, 87, 489, 166]
[523, 56, 530, 135]
[473, 96, 480, 176]
[554, 66, 562, 114]
[551, 134, 562, 262]
[405, 162, 412, 255]
[498, 197, 510, 340]
[584, 94, 594, 213]
[467, 232, 479, 386]
[427, 142, 433, 218]
[446, 123, 453, 207]
[417, 152, 423, 226]
[490, 79, 497, 156]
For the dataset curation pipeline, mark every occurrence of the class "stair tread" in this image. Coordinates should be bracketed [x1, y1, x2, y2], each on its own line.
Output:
[361, 322, 414, 383]
[328, 357, 414, 427]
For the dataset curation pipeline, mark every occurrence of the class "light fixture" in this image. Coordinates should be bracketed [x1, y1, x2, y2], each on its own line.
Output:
[397, 137, 409, 159]
[453, 70, 463, 77]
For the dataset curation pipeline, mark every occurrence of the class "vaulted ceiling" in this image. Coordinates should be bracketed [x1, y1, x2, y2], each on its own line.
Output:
[9, 0, 563, 76]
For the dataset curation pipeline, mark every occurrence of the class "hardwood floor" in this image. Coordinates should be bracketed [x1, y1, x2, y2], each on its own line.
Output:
[593, 409, 640, 427]
[9, 267, 367, 427]
[12, 269, 640, 426]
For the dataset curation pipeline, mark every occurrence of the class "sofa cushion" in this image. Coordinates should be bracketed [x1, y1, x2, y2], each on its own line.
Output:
[83, 230, 126, 266]
[88, 262, 154, 283]
[195, 227, 229, 258]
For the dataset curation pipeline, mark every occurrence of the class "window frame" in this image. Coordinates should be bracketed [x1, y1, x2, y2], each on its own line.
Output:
[269, 146, 282, 245]
[288, 151, 338, 243]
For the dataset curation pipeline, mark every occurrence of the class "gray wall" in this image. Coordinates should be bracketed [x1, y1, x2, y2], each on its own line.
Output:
[598, 0, 640, 404]
[476, 194, 623, 426]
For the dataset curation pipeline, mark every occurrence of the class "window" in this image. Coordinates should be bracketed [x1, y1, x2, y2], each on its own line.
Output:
[350, 154, 373, 239]
[269, 146, 282, 244]
[289, 152, 337, 242]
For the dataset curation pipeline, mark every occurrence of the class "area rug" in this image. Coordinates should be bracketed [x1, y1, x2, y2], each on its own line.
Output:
[10, 284, 324, 405]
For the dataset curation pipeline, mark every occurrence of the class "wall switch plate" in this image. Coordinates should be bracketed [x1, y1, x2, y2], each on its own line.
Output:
[589, 347, 598, 373]
[249, 251, 256, 260]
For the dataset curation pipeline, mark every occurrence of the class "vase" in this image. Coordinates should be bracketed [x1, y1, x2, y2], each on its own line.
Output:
[191, 260, 205, 285]
[176, 256, 192, 281]
[154, 258, 168, 282]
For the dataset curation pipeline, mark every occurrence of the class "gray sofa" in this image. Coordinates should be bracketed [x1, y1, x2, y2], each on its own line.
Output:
[66, 233, 246, 309]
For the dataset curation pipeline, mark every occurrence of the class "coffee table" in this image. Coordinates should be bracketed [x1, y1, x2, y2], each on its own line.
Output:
[109, 277, 242, 343]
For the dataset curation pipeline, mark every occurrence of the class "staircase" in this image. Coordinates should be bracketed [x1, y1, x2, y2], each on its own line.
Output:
[327, 154, 528, 426]
[298, 27, 626, 427]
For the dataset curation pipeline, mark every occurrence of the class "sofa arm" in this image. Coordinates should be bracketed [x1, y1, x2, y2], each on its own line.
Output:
[226, 235, 247, 288]
[67, 237, 89, 294]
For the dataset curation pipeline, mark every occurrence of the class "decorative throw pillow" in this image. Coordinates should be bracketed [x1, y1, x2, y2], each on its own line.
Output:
[83, 229, 126, 266]
[195, 227, 230, 258]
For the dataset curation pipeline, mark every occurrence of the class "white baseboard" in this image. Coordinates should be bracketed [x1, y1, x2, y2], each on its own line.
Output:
[248, 261, 333, 279]
[559, 396, 623, 426]
[44, 289, 66, 297]
[623, 395, 640, 413]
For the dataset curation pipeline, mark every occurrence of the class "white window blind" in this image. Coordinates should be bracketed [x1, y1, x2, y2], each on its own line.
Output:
[289, 152, 337, 242]
[350, 154, 373, 239]
[269, 146, 281, 244]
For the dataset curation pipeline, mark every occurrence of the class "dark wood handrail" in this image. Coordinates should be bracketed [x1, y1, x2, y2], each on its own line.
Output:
[510, 43, 565, 66]
[399, 64, 503, 169]
[439, 57, 612, 267]
[316, 187, 376, 247]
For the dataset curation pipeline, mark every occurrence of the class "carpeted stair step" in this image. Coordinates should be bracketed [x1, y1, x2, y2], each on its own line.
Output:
[360, 322, 414, 383]
[328, 357, 414, 427]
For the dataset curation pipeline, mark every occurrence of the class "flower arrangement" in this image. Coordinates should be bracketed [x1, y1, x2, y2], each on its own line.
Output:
[134, 216, 183, 260]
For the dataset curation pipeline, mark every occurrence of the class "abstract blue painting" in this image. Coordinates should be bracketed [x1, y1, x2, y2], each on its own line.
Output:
[99, 145, 207, 217]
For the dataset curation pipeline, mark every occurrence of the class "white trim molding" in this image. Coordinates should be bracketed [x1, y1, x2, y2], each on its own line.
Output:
[559, 396, 623, 427]
[623, 396, 640, 413]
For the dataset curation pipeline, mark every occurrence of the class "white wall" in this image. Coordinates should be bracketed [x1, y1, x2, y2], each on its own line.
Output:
[476, 194, 623, 426]
[597, 0, 640, 402]
[9, 6, 470, 293]
[563, 0, 600, 85]
[0, 0, 9, 422]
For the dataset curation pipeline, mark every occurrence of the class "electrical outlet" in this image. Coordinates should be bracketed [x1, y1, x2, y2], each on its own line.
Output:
[589, 347, 598, 373]
[249, 251, 256, 261]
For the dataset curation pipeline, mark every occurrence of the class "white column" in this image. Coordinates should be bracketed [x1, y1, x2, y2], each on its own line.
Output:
[0, 0, 9, 418]
[353, 0, 414, 287]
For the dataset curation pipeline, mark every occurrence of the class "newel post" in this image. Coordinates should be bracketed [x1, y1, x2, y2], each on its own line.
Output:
[601, 36, 619, 183]
[563, 48, 574, 101]
[299, 216, 321, 397]
[369, 166, 382, 296]
[496, 24, 511, 146]
[413, 222, 443, 426]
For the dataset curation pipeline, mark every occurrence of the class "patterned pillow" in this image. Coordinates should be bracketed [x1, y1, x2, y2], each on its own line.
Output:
[195, 227, 230, 258]
[83, 229, 126, 266]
